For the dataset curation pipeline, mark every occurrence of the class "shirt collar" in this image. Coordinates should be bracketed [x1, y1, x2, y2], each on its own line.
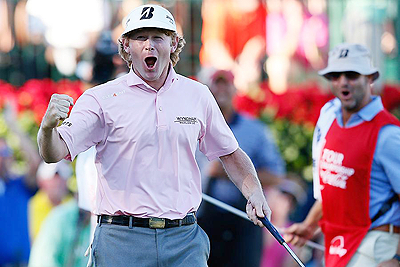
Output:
[357, 96, 384, 121]
[126, 64, 178, 92]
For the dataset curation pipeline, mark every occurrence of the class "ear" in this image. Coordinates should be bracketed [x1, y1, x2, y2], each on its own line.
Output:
[121, 38, 130, 53]
[367, 75, 375, 84]
[170, 36, 179, 53]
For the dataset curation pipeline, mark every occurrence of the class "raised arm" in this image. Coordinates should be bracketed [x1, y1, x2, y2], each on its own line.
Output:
[219, 147, 271, 226]
[37, 94, 74, 163]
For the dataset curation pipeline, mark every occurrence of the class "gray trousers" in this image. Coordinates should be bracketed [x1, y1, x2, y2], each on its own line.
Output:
[91, 222, 210, 267]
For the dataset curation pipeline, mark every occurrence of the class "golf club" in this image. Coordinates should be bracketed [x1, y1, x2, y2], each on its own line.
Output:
[202, 193, 308, 267]
[202, 193, 325, 251]
[258, 216, 306, 267]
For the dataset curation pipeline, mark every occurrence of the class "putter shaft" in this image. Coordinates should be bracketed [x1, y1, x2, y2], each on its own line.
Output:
[259, 217, 306, 267]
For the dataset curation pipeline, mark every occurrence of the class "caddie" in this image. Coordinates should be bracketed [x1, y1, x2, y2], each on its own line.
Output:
[284, 43, 400, 267]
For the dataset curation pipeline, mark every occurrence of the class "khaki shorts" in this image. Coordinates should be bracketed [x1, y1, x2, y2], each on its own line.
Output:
[346, 230, 399, 267]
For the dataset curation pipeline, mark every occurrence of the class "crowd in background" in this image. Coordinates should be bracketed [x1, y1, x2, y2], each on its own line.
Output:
[1, 0, 400, 266]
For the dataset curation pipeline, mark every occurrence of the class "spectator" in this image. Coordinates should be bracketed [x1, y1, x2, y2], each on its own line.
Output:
[28, 198, 91, 267]
[29, 160, 73, 240]
[0, 102, 41, 266]
[197, 68, 285, 267]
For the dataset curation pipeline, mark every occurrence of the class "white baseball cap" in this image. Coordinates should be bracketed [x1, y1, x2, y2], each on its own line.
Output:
[121, 4, 177, 38]
[318, 43, 379, 81]
[36, 160, 72, 181]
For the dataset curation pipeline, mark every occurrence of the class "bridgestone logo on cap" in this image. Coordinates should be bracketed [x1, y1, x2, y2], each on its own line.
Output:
[338, 49, 349, 58]
[140, 7, 155, 20]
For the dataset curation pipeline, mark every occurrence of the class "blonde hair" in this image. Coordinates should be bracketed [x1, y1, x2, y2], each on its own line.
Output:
[118, 29, 186, 68]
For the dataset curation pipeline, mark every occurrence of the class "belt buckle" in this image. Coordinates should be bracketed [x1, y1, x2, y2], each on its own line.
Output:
[149, 218, 166, 229]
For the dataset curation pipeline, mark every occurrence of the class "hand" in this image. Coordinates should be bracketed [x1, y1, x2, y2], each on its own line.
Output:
[283, 222, 316, 247]
[41, 94, 74, 130]
[377, 258, 400, 267]
[246, 191, 271, 227]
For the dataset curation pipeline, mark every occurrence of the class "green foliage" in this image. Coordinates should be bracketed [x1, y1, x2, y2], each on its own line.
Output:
[0, 111, 40, 173]
[260, 113, 315, 182]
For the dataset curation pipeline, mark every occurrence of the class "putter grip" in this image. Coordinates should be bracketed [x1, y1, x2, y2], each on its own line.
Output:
[259, 217, 285, 245]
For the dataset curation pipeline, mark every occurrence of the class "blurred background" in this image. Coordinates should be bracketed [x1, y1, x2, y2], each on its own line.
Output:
[2, 0, 400, 191]
[1, 0, 400, 266]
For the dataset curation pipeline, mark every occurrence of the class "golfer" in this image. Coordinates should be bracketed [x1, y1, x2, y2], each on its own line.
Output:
[37, 4, 270, 267]
[284, 43, 400, 267]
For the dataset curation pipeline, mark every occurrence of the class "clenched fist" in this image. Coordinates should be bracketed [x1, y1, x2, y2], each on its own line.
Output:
[41, 94, 74, 130]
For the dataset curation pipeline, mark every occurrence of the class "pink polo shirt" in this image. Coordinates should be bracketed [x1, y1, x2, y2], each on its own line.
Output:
[57, 67, 238, 219]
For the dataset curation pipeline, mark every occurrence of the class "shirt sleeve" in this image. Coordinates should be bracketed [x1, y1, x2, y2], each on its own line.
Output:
[57, 91, 105, 161]
[375, 124, 400, 193]
[198, 88, 238, 161]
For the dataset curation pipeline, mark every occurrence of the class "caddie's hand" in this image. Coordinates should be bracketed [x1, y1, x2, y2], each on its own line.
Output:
[41, 94, 74, 130]
[283, 222, 315, 247]
[246, 191, 271, 227]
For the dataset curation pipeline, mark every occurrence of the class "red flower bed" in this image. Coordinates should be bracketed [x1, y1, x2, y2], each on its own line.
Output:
[234, 81, 400, 125]
[234, 81, 334, 125]
[1, 79, 84, 124]
[1, 79, 400, 126]
[381, 83, 400, 112]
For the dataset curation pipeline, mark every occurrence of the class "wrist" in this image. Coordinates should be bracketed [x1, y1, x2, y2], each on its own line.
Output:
[39, 121, 58, 134]
[303, 216, 320, 231]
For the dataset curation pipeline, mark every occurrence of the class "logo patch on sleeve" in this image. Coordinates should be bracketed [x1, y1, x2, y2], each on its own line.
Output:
[61, 121, 72, 127]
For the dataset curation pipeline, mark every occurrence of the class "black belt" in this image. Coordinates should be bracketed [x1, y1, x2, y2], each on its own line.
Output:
[97, 213, 196, 229]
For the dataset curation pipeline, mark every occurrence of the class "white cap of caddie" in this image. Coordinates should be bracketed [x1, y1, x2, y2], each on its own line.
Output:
[36, 160, 72, 181]
[121, 4, 177, 38]
[318, 43, 379, 81]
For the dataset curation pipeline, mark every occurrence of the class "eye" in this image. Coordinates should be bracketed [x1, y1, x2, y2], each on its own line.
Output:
[328, 73, 341, 81]
[328, 72, 361, 81]
[344, 72, 360, 80]
[132, 35, 146, 41]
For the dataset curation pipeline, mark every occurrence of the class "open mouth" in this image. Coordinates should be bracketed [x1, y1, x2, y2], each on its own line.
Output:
[340, 89, 352, 101]
[145, 56, 157, 69]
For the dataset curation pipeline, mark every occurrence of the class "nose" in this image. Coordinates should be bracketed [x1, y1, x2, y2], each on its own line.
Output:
[336, 74, 349, 85]
[144, 39, 155, 51]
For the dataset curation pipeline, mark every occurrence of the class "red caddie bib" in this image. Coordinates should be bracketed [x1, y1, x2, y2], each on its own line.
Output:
[318, 110, 400, 267]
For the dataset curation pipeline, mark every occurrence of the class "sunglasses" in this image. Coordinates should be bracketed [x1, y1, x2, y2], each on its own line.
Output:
[328, 71, 361, 81]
